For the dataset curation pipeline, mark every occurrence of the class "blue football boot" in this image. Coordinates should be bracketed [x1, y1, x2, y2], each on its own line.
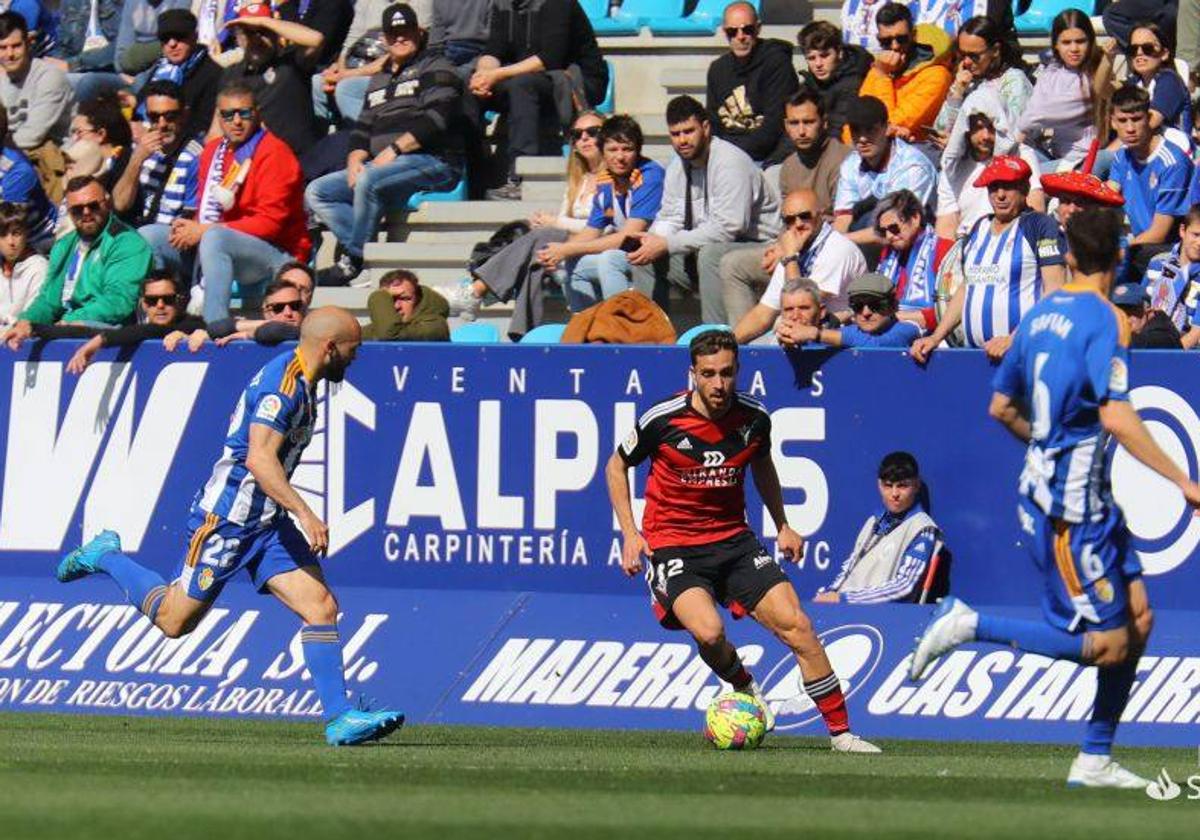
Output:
[56, 530, 122, 583]
[325, 704, 405, 746]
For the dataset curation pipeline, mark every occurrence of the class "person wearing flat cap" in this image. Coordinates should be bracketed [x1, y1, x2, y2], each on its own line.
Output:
[783, 271, 922, 348]
[912, 153, 1065, 364]
[305, 3, 464, 286]
[1111, 280, 1183, 349]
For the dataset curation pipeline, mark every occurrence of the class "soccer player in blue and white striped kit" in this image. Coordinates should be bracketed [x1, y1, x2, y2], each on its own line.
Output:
[910, 208, 1200, 788]
[55, 307, 404, 746]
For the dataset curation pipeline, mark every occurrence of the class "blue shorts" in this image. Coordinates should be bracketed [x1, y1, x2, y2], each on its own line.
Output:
[173, 511, 319, 603]
[1018, 499, 1142, 633]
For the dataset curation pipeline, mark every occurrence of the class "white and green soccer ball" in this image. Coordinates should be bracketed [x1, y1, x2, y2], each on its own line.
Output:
[704, 691, 768, 750]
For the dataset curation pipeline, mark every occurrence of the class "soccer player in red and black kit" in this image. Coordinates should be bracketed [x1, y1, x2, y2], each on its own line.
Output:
[606, 330, 881, 752]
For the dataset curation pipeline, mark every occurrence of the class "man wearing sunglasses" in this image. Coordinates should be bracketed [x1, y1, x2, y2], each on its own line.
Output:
[2, 175, 152, 348]
[780, 271, 921, 349]
[705, 2, 798, 167]
[129, 9, 223, 143]
[857, 2, 952, 145]
[65, 271, 205, 374]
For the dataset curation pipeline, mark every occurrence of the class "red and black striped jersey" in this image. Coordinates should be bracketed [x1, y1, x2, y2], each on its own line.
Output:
[618, 391, 772, 550]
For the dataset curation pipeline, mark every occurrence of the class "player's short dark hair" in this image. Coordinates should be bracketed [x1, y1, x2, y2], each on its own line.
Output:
[875, 2, 913, 28]
[379, 268, 420, 289]
[0, 11, 29, 40]
[1065, 208, 1124, 274]
[599, 114, 644, 152]
[786, 86, 826, 117]
[665, 95, 708, 127]
[1111, 84, 1150, 114]
[140, 79, 185, 107]
[65, 175, 105, 196]
[798, 20, 841, 53]
[0, 201, 26, 237]
[878, 451, 919, 482]
[689, 329, 738, 365]
[140, 269, 185, 298]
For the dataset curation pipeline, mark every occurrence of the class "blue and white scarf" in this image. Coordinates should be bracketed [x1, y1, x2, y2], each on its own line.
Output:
[197, 127, 266, 224]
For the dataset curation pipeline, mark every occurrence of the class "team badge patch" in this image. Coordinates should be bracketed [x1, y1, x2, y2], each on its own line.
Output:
[621, 429, 638, 454]
[1109, 357, 1129, 394]
[197, 567, 214, 592]
[257, 394, 283, 421]
[1094, 576, 1114, 603]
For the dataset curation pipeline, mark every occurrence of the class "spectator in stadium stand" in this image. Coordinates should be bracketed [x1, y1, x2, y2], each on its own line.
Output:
[0, 11, 75, 203]
[165, 262, 314, 350]
[363, 267, 450, 341]
[218, 3, 325, 159]
[0, 202, 48, 328]
[815, 450, 944, 604]
[797, 20, 871, 141]
[113, 0, 196, 75]
[1, 175, 153, 348]
[834, 95, 937, 246]
[1180, 0, 1200, 74]
[705, 2, 799, 168]
[470, 0, 609, 201]
[532, 115, 665, 313]
[1124, 22, 1192, 135]
[1101, 0, 1179, 51]
[930, 17, 1032, 152]
[856, 2, 952, 145]
[911, 155, 1065, 363]
[0, 103, 58, 253]
[64, 270, 205, 372]
[775, 271, 922, 349]
[306, 3, 464, 287]
[1142, 207, 1200, 349]
[1015, 10, 1114, 174]
[1111, 279, 1185, 349]
[937, 108, 1045, 240]
[717, 88, 850, 320]
[132, 9, 223, 143]
[112, 81, 204, 276]
[773, 276, 841, 348]
[626, 95, 780, 325]
[279, 0, 353, 71]
[873, 189, 947, 331]
[164, 81, 310, 323]
[46, 1, 122, 79]
[312, 0, 399, 128]
[429, 0, 491, 70]
[442, 110, 606, 334]
[1106, 85, 1194, 279]
[844, 0, 1016, 51]
[732, 188, 866, 343]
[1038, 149, 1125, 245]
[68, 96, 133, 193]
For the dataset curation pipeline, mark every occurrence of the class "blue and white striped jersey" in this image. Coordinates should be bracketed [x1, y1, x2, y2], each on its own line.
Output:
[0, 146, 57, 248]
[136, 138, 203, 226]
[961, 211, 1063, 348]
[193, 349, 316, 528]
[1145, 244, 1200, 333]
[993, 285, 1132, 524]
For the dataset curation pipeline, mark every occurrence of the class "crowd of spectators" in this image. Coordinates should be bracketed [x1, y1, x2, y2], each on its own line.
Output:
[0, 0, 1199, 352]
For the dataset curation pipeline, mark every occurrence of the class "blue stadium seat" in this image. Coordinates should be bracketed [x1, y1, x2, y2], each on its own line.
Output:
[648, 0, 759, 36]
[1013, 0, 1092, 35]
[580, 0, 611, 22]
[407, 175, 467, 211]
[592, 0, 684, 36]
[451, 323, 501, 343]
[521, 323, 568, 344]
[675, 323, 732, 345]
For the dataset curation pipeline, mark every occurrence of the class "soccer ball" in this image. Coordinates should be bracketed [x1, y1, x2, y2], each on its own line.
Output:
[704, 692, 768, 750]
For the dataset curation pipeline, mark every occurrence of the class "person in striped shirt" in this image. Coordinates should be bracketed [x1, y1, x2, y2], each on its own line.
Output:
[911, 154, 1065, 362]
[55, 306, 406, 747]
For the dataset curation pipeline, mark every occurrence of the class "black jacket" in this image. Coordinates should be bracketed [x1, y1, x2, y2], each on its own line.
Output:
[485, 0, 608, 105]
[798, 44, 871, 140]
[351, 49, 465, 158]
[706, 38, 799, 166]
[1132, 311, 1184, 349]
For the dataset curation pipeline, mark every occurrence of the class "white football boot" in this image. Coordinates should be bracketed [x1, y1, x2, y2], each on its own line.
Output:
[744, 679, 775, 731]
[1066, 753, 1152, 789]
[909, 596, 979, 681]
[830, 732, 882, 753]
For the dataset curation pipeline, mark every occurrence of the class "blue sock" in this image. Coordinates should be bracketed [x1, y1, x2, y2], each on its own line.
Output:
[1083, 658, 1138, 756]
[97, 551, 168, 621]
[976, 614, 1086, 662]
[302, 625, 353, 721]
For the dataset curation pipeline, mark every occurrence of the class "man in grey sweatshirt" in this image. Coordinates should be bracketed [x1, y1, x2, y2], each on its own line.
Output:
[627, 95, 781, 325]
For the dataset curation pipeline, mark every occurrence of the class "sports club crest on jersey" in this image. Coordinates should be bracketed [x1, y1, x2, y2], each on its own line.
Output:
[198, 567, 215, 591]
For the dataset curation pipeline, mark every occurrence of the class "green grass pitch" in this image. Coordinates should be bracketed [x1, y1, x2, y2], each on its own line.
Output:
[1, 713, 1195, 839]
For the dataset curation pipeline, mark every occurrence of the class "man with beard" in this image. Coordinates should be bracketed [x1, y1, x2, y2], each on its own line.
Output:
[218, 3, 325, 158]
[55, 305, 407, 747]
[1, 176, 152, 346]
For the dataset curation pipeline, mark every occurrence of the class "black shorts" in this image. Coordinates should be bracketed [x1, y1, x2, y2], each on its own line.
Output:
[645, 531, 790, 630]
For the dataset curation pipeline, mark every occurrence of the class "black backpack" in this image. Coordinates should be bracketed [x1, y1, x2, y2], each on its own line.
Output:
[467, 221, 532, 273]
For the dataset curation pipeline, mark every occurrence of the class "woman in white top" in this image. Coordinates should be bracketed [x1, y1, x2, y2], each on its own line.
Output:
[0, 203, 48, 328]
[442, 110, 607, 330]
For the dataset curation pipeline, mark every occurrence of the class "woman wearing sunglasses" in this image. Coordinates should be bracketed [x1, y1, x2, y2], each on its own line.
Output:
[442, 110, 607, 336]
[873, 189, 949, 332]
[1124, 22, 1192, 135]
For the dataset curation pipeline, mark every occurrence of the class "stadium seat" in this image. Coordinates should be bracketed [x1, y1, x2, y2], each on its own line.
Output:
[596, 59, 616, 115]
[675, 323, 732, 345]
[580, 0, 611, 23]
[592, 0, 684, 36]
[648, 0, 758, 36]
[520, 323, 568, 344]
[407, 175, 467, 211]
[1013, 0, 1092, 35]
[451, 323, 501, 343]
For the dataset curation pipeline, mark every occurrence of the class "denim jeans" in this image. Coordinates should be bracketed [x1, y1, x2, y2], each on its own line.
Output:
[311, 74, 371, 126]
[139, 222, 195, 282]
[305, 153, 461, 259]
[562, 249, 631, 311]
